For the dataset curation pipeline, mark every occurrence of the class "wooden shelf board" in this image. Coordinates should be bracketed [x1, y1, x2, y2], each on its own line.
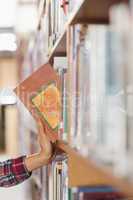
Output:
[71, 0, 128, 24]
[57, 141, 133, 197]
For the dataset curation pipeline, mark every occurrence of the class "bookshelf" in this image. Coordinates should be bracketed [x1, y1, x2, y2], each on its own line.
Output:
[18, 0, 133, 199]
[47, 0, 129, 62]
[70, 0, 128, 24]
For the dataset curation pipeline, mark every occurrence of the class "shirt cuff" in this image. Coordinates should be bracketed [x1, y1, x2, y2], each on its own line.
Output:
[22, 155, 32, 177]
[11, 155, 32, 180]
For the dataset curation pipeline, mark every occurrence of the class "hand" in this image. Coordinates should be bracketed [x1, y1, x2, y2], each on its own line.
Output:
[37, 119, 52, 160]
[25, 120, 53, 172]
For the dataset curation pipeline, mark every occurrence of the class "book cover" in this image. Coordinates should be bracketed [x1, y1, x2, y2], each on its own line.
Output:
[14, 63, 61, 142]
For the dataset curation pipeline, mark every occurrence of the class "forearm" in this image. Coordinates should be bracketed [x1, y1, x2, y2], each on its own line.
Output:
[0, 153, 51, 188]
[24, 152, 51, 172]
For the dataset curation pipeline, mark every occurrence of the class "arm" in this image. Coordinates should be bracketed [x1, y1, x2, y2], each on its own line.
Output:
[25, 120, 53, 171]
[0, 156, 31, 187]
[0, 120, 53, 187]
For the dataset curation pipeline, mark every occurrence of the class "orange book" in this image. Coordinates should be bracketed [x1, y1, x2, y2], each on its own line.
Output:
[14, 63, 61, 142]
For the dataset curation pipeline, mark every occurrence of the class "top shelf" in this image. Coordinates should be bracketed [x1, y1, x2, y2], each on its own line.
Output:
[71, 0, 128, 24]
[47, 0, 128, 60]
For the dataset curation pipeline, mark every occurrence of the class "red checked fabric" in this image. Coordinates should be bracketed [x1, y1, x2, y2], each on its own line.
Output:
[0, 156, 32, 187]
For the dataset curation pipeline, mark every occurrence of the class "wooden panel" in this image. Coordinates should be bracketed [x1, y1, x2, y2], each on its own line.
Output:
[72, 0, 128, 24]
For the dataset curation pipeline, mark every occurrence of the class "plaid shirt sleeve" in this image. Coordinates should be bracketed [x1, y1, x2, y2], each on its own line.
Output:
[0, 156, 32, 187]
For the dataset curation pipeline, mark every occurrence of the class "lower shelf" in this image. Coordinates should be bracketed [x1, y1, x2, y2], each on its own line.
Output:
[57, 140, 133, 197]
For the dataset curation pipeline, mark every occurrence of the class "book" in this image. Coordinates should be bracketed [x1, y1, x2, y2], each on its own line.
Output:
[14, 63, 61, 142]
[71, 186, 125, 200]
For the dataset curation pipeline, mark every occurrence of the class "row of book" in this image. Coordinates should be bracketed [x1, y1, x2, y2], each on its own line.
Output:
[47, 0, 67, 50]
[68, 23, 116, 160]
[23, 0, 85, 67]
[65, 3, 133, 181]
[39, 0, 84, 55]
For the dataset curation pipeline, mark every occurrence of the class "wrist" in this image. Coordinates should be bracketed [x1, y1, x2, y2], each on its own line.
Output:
[39, 150, 52, 163]
[25, 152, 51, 172]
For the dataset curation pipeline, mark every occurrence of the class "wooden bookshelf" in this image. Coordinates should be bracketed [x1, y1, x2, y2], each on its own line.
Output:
[47, 0, 128, 61]
[57, 141, 133, 198]
[71, 0, 128, 24]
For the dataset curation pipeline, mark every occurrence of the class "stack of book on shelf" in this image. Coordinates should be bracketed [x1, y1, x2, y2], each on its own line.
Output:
[38, 0, 85, 57]
[48, 0, 68, 51]
[68, 23, 112, 160]
[67, 2, 133, 182]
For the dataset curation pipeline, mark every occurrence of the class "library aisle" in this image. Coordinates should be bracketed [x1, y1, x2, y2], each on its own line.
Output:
[1, 0, 133, 200]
